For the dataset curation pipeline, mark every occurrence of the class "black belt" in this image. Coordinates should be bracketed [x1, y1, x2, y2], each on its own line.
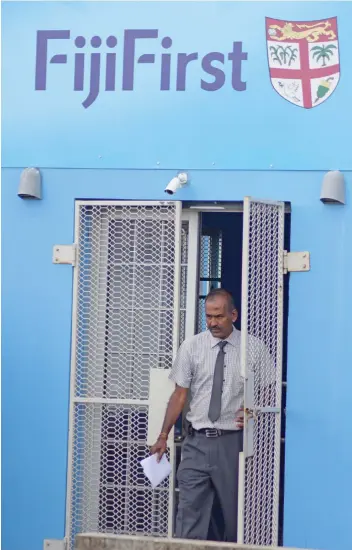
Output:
[189, 425, 238, 438]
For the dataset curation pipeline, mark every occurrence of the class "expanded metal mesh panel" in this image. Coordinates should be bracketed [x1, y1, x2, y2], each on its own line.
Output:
[199, 231, 222, 279]
[198, 231, 222, 333]
[70, 403, 170, 538]
[197, 296, 206, 333]
[242, 199, 284, 547]
[67, 203, 180, 549]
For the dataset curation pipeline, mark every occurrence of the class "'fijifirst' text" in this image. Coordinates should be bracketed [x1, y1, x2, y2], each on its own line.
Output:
[35, 30, 248, 108]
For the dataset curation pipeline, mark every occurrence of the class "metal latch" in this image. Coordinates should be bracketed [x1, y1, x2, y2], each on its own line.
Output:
[52, 245, 76, 266]
[244, 406, 281, 458]
[245, 407, 280, 419]
[283, 250, 310, 274]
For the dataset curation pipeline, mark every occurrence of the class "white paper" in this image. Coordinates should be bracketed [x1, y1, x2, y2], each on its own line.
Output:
[140, 453, 172, 489]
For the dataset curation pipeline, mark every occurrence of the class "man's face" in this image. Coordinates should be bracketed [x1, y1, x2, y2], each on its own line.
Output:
[205, 296, 238, 339]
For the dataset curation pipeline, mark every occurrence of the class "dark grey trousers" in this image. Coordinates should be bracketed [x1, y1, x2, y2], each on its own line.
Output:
[175, 430, 243, 542]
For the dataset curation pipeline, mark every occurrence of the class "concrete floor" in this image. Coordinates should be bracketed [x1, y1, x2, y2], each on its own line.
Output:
[75, 534, 314, 550]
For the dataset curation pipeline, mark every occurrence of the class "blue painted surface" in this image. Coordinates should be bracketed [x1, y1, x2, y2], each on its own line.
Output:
[2, 1, 352, 170]
[2, 169, 352, 550]
[2, 2, 352, 550]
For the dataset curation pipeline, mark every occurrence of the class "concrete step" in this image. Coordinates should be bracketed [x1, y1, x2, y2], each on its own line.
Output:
[75, 534, 314, 550]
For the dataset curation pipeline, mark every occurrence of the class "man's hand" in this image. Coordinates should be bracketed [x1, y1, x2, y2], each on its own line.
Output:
[150, 385, 187, 462]
[235, 407, 244, 430]
[150, 435, 168, 462]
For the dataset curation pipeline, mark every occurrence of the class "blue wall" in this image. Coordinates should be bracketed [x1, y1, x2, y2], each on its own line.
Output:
[2, 2, 352, 550]
[3, 169, 352, 550]
[2, 1, 352, 170]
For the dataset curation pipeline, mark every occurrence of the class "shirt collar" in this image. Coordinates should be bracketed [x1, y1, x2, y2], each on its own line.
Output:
[208, 326, 238, 348]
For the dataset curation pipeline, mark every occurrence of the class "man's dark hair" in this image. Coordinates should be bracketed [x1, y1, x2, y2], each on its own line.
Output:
[205, 288, 236, 312]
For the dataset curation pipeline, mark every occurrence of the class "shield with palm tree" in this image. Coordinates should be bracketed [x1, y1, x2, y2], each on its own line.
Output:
[266, 16, 340, 109]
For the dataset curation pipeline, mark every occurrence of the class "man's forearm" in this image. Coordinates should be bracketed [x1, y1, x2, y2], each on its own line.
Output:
[160, 389, 187, 436]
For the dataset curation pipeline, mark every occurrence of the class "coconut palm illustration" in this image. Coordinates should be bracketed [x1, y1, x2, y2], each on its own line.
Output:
[311, 44, 337, 67]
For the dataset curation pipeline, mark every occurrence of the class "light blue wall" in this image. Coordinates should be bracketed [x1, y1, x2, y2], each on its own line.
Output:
[2, 169, 352, 550]
[2, 2, 352, 550]
[2, 1, 352, 170]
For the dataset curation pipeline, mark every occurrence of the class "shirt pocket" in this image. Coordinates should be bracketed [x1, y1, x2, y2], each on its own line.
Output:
[232, 371, 244, 396]
[191, 350, 215, 390]
[227, 350, 244, 396]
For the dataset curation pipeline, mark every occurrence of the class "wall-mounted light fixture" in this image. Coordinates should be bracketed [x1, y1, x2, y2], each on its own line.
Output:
[18, 167, 42, 199]
[320, 170, 345, 205]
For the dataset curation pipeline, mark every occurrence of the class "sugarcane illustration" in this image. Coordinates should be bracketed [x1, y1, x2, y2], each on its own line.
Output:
[314, 77, 334, 103]
[269, 45, 298, 66]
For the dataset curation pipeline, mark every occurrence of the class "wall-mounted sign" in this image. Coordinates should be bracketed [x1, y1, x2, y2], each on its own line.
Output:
[2, 2, 351, 170]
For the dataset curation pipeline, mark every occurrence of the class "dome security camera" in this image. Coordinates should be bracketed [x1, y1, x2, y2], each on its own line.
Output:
[164, 172, 188, 195]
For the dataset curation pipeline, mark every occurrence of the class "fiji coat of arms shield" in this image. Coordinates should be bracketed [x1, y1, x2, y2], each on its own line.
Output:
[266, 17, 340, 108]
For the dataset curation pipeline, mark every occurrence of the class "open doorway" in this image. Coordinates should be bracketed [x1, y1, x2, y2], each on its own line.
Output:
[66, 199, 290, 550]
[174, 204, 291, 546]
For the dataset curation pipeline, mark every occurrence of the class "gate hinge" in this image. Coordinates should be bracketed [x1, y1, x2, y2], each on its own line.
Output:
[283, 250, 310, 274]
[43, 540, 66, 550]
[52, 244, 76, 266]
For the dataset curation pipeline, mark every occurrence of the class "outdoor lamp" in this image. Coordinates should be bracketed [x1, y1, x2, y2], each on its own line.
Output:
[320, 170, 345, 205]
[18, 167, 42, 199]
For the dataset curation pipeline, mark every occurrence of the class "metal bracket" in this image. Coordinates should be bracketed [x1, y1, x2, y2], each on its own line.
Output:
[284, 250, 310, 274]
[52, 244, 76, 266]
[43, 540, 66, 550]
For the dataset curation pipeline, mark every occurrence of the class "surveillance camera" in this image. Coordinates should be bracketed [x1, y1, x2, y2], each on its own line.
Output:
[164, 172, 188, 195]
[164, 177, 182, 195]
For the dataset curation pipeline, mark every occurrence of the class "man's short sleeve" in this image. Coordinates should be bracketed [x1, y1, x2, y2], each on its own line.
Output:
[169, 340, 193, 388]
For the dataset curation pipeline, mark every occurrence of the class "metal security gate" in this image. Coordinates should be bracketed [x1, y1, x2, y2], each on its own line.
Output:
[239, 197, 285, 546]
[65, 201, 182, 549]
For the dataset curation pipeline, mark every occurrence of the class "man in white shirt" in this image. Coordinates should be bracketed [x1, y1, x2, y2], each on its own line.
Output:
[151, 288, 244, 542]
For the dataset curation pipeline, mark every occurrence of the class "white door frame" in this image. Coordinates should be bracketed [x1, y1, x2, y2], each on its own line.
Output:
[181, 210, 200, 341]
[64, 200, 286, 548]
